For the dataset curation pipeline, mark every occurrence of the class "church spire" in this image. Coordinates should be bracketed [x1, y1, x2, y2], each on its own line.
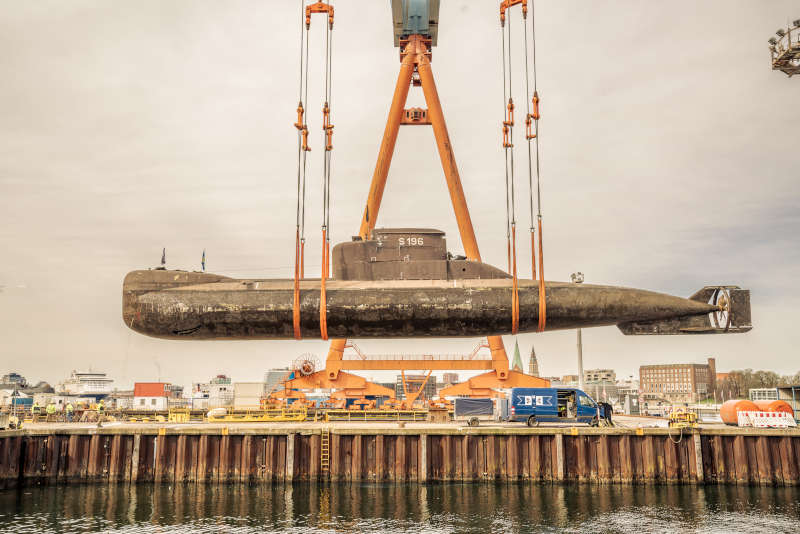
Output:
[528, 345, 539, 377]
[511, 339, 524, 372]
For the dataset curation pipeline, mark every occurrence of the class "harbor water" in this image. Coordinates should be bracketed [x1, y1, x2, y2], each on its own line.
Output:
[1, 483, 798, 533]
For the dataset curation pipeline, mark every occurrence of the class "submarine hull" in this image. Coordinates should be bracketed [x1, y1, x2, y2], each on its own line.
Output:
[122, 270, 750, 340]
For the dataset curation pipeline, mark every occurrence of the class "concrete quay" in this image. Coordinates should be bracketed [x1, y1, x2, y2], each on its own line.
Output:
[1, 422, 799, 488]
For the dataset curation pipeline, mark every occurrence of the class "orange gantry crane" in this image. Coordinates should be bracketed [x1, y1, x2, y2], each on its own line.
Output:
[283, 0, 549, 399]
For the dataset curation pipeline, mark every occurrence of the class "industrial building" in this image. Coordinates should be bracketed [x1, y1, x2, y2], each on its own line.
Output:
[584, 369, 616, 383]
[639, 358, 716, 403]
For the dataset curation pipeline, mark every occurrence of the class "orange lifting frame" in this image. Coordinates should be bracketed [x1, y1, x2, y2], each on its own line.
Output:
[305, 1, 333, 29]
[500, 0, 527, 25]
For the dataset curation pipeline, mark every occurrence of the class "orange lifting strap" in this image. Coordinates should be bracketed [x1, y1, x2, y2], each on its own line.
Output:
[300, 239, 305, 279]
[511, 225, 520, 334]
[319, 228, 329, 340]
[293, 228, 302, 340]
[537, 218, 546, 332]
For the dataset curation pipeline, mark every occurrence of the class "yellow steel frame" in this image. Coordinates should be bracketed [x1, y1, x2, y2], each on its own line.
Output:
[206, 408, 308, 423]
[324, 409, 428, 422]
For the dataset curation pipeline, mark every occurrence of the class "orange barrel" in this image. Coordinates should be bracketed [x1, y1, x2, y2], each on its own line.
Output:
[754, 400, 794, 415]
[720, 399, 759, 425]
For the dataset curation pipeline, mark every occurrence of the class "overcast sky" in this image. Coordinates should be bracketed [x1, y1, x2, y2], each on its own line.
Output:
[1, 1, 798, 389]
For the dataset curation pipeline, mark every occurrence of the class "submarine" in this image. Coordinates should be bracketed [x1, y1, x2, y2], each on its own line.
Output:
[122, 228, 751, 340]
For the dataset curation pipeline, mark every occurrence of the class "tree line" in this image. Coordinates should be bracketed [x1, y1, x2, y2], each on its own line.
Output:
[717, 369, 800, 399]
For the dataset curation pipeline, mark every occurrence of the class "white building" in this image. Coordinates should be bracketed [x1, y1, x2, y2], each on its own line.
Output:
[134, 396, 168, 411]
[192, 375, 234, 409]
[132, 383, 173, 411]
[58, 371, 114, 396]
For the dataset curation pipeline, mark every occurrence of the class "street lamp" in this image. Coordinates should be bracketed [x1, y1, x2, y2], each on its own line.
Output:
[570, 272, 585, 390]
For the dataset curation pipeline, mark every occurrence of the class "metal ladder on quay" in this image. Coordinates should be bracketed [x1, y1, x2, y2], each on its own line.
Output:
[320, 427, 330, 477]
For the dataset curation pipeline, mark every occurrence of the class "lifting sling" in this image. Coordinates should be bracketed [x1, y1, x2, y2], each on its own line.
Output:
[293, 1, 335, 340]
[500, 0, 546, 333]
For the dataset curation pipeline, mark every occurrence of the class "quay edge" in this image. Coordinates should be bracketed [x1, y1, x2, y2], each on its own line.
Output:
[1, 425, 799, 488]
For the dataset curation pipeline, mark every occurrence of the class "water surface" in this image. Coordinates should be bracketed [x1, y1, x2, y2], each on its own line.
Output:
[1, 483, 799, 533]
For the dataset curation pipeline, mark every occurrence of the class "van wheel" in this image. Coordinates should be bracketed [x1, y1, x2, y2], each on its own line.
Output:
[468, 417, 480, 427]
[590, 416, 599, 427]
[526, 416, 538, 427]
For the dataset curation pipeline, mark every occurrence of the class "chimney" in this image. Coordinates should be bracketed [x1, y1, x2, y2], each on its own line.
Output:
[707, 357, 716, 387]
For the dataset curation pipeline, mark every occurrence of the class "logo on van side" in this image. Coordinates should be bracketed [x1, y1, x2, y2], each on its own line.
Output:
[516, 395, 553, 407]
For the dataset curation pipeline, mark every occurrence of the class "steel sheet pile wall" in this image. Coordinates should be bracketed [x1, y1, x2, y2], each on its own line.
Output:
[1, 429, 799, 488]
[701, 434, 800, 485]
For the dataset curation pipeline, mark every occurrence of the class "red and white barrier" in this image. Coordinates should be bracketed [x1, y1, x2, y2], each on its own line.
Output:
[737, 411, 797, 428]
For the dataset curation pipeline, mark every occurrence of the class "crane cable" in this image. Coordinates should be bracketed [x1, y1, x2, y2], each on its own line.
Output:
[293, 0, 311, 340]
[501, 7, 520, 335]
[528, 0, 546, 332]
[319, 2, 334, 341]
